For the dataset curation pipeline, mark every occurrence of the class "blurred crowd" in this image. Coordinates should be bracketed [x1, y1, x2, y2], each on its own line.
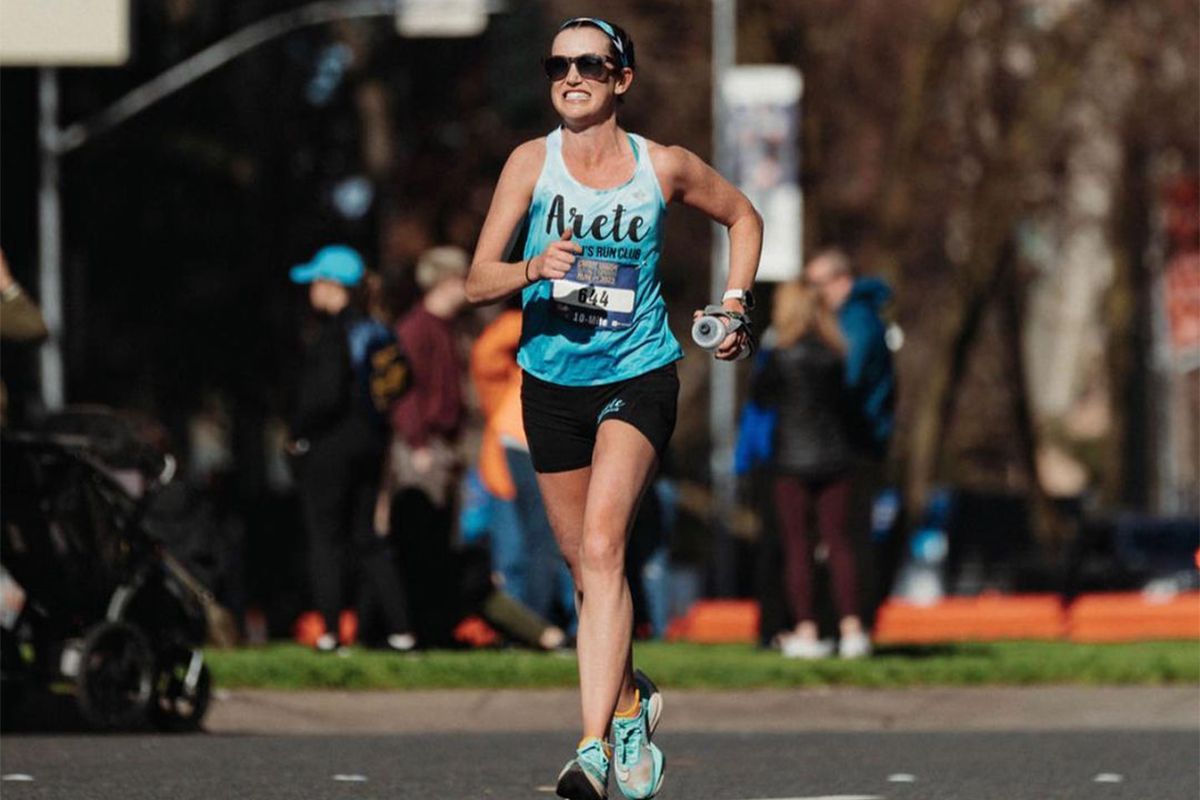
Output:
[1, 232, 899, 659]
[270, 233, 900, 657]
[281, 240, 576, 653]
[278, 236, 691, 654]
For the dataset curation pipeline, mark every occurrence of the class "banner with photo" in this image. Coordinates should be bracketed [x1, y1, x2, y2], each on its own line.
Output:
[723, 66, 804, 283]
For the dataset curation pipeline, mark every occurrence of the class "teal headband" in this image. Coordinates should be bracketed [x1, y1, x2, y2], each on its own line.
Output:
[559, 17, 629, 68]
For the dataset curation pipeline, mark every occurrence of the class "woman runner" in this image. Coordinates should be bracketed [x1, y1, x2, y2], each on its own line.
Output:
[466, 17, 763, 800]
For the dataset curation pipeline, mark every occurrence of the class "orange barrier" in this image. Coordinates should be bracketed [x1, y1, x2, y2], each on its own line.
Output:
[874, 594, 1066, 643]
[665, 592, 1200, 645]
[1067, 591, 1200, 642]
[666, 599, 759, 644]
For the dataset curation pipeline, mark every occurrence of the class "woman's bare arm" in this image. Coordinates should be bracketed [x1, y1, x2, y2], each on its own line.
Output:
[466, 140, 580, 305]
[651, 143, 763, 358]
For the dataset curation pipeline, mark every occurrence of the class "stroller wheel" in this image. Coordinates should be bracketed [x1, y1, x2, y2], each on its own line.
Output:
[76, 621, 154, 730]
[150, 646, 212, 732]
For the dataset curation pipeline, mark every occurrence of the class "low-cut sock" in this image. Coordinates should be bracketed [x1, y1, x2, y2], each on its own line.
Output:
[613, 688, 641, 719]
[577, 735, 613, 759]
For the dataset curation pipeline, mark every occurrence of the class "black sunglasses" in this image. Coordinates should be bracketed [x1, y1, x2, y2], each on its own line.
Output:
[543, 53, 615, 82]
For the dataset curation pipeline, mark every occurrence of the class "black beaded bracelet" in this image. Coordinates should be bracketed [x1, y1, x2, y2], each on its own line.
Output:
[524, 258, 534, 283]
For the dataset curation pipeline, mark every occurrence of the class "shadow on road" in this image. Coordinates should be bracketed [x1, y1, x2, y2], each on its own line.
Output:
[2, 688, 205, 735]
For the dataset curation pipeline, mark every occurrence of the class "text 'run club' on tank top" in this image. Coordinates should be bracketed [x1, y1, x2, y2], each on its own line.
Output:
[517, 127, 683, 387]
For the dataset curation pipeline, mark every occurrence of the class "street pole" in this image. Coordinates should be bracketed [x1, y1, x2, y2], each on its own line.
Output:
[37, 67, 65, 411]
[709, 0, 737, 596]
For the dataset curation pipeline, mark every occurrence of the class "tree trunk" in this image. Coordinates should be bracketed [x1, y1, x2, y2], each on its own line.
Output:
[1102, 141, 1153, 508]
[997, 240, 1074, 553]
[903, 263, 1001, 518]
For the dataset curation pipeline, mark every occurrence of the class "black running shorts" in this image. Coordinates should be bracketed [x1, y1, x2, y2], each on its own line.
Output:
[521, 362, 680, 473]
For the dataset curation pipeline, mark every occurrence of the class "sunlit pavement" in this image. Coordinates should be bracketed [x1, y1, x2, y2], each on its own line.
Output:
[1, 729, 1196, 799]
[2, 688, 1197, 799]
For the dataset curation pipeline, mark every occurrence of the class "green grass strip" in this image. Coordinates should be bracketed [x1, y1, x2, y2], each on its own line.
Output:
[205, 640, 1200, 691]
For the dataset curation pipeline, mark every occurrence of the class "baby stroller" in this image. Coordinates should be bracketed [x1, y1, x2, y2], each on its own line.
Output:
[1, 408, 214, 731]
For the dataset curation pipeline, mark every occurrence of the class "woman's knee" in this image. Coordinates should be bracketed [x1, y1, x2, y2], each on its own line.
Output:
[579, 530, 625, 577]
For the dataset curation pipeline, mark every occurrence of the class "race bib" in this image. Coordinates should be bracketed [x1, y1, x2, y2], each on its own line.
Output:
[551, 257, 638, 329]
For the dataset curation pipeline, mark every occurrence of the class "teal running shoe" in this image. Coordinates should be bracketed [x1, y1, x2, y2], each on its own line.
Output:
[611, 701, 665, 799]
[556, 737, 610, 800]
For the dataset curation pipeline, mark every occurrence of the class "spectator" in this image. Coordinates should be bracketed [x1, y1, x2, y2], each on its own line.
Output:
[752, 280, 870, 659]
[802, 248, 895, 458]
[470, 305, 524, 597]
[386, 245, 470, 647]
[288, 245, 415, 654]
[734, 336, 793, 647]
[470, 306, 577, 631]
[388, 245, 470, 506]
[803, 248, 898, 625]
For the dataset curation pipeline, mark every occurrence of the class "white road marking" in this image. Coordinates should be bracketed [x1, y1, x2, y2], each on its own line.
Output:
[1094, 773, 1124, 783]
[535, 786, 557, 793]
[888, 773, 917, 782]
[332, 774, 368, 782]
[2, 775, 35, 782]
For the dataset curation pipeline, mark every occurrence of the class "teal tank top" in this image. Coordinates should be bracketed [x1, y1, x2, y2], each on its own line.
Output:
[517, 127, 683, 386]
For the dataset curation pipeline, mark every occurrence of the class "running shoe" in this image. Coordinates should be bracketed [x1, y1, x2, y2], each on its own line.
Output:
[611, 699, 665, 799]
[556, 737, 610, 800]
[632, 669, 663, 738]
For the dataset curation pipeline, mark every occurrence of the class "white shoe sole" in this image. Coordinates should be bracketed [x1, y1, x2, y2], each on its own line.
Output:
[633, 669, 662, 737]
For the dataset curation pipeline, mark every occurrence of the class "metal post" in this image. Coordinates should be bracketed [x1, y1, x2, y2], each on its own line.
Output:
[709, 0, 737, 596]
[38, 67, 65, 411]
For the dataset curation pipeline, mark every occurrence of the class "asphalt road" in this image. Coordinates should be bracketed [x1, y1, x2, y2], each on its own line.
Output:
[2, 729, 1197, 800]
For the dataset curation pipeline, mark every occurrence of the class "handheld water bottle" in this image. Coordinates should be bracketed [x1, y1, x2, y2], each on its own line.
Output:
[691, 305, 753, 361]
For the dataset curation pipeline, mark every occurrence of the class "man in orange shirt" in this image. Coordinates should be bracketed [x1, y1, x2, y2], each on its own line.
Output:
[471, 307, 576, 630]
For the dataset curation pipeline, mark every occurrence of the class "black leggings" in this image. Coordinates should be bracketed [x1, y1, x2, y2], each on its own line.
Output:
[299, 438, 410, 639]
[773, 472, 858, 625]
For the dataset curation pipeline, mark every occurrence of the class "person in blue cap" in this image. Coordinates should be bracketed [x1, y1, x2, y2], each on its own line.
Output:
[288, 245, 416, 654]
[466, 17, 763, 800]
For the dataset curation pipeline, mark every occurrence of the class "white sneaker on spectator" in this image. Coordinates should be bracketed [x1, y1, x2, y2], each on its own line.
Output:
[838, 632, 872, 660]
[386, 633, 417, 652]
[314, 633, 350, 656]
[781, 635, 833, 660]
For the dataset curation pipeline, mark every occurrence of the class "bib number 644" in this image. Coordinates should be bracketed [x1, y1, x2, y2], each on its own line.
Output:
[577, 287, 610, 308]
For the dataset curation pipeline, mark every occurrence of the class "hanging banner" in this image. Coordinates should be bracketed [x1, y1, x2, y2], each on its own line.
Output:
[723, 66, 804, 283]
[0, 0, 129, 65]
[396, 0, 489, 38]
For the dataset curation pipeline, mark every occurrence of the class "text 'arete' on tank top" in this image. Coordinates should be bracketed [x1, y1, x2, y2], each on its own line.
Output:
[517, 127, 683, 387]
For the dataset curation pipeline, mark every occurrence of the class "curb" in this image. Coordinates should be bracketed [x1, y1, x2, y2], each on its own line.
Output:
[203, 685, 1200, 735]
